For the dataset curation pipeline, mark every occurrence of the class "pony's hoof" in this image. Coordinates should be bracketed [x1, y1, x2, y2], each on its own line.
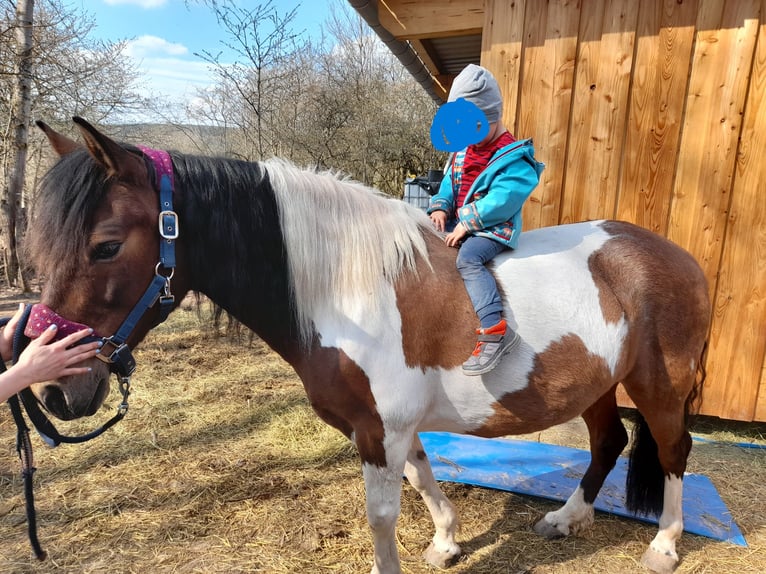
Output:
[423, 542, 461, 569]
[641, 547, 678, 574]
[533, 517, 566, 539]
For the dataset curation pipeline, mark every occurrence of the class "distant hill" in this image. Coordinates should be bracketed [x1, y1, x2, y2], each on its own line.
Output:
[109, 123, 232, 155]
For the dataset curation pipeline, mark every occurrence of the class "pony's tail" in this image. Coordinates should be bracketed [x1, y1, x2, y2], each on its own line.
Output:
[625, 340, 709, 517]
[625, 413, 664, 517]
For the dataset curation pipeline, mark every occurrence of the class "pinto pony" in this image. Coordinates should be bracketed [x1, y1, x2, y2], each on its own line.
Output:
[27, 118, 710, 574]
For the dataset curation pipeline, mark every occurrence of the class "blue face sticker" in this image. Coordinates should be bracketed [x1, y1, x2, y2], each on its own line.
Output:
[430, 98, 490, 152]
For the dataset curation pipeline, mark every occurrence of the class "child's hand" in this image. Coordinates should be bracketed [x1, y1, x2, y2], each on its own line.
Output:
[13, 326, 101, 387]
[0, 304, 25, 362]
[430, 210, 447, 232]
[445, 221, 468, 248]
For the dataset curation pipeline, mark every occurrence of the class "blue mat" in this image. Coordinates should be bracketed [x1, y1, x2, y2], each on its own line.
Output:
[419, 432, 747, 547]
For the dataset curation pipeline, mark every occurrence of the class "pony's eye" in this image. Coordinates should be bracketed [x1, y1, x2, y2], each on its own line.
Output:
[91, 241, 122, 261]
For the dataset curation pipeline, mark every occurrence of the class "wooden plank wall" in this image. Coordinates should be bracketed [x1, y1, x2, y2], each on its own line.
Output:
[481, 0, 766, 421]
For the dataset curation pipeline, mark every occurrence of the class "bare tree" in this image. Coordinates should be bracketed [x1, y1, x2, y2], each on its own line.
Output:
[195, 0, 305, 160]
[2, 0, 33, 289]
[189, 0, 440, 195]
[0, 0, 143, 288]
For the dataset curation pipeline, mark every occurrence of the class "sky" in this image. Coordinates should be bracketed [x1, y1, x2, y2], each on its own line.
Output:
[78, 0, 339, 118]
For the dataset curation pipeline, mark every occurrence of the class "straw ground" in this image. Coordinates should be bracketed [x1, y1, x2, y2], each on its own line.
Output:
[1, 302, 764, 573]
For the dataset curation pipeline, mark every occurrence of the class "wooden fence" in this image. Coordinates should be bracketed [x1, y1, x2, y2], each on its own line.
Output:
[478, 0, 765, 421]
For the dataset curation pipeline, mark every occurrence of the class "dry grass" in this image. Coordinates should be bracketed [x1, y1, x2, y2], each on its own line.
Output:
[1, 306, 764, 573]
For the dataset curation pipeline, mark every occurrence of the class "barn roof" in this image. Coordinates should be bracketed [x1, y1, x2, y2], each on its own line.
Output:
[348, 0, 482, 102]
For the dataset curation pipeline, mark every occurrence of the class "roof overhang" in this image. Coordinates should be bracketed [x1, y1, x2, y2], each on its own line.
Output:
[348, 0, 483, 102]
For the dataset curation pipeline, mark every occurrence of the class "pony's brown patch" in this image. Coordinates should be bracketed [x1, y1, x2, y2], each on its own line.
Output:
[588, 254, 625, 326]
[394, 233, 477, 370]
[294, 346, 387, 467]
[595, 222, 710, 406]
[473, 334, 614, 436]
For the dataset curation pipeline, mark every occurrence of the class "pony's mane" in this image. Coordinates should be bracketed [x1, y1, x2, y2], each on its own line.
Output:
[263, 158, 434, 344]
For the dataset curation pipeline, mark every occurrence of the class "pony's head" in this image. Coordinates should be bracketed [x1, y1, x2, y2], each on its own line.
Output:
[27, 118, 186, 419]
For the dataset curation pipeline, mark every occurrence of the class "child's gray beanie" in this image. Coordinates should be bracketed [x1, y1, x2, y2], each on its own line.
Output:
[447, 64, 503, 123]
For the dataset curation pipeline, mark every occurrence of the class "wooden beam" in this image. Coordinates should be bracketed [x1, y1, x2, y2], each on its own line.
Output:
[377, 0, 484, 39]
[408, 38, 441, 76]
[408, 39, 449, 99]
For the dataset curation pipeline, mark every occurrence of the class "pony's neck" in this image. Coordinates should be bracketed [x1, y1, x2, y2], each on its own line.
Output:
[171, 152, 432, 362]
[173, 154, 300, 359]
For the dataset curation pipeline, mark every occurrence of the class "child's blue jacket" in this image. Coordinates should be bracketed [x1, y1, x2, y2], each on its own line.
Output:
[427, 138, 544, 249]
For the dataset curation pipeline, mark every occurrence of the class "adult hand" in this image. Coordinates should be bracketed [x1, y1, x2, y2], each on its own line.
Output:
[13, 326, 101, 387]
[429, 210, 447, 232]
[445, 221, 469, 248]
[0, 304, 25, 362]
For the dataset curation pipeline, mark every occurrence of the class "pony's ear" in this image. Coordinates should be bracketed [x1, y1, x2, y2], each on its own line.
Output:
[71, 116, 145, 181]
[36, 120, 81, 157]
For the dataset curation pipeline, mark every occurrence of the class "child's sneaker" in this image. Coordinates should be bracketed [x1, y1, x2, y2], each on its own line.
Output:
[462, 319, 513, 375]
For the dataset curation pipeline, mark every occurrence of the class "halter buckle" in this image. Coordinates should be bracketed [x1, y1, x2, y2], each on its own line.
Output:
[96, 339, 137, 377]
[158, 210, 179, 240]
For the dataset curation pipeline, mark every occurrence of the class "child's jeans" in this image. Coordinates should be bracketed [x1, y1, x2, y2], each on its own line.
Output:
[455, 235, 508, 328]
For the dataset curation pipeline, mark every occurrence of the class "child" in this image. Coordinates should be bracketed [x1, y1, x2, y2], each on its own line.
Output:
[428, 64, 543, 375]
[0, 304, 99, 403]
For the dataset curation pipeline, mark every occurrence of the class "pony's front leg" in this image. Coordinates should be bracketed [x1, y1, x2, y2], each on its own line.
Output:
[404, 434, 461, 568]
[360, 431, 411, 574]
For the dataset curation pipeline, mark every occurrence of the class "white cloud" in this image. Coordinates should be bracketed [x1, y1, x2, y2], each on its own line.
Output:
[126, 35, 188, 59]
[104, 0, 168, 8]
[141, 58, 214, 89]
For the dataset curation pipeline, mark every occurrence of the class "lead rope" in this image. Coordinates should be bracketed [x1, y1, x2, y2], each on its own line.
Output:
[1, 306, 46, 560]
[5, 395, 45, 560]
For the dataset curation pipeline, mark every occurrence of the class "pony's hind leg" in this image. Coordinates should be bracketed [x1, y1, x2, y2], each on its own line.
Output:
[404, 434, 461, 568]
[534, 388, 628, 538]
[626, 408, 692, 574]
[622, 353, 699, 574]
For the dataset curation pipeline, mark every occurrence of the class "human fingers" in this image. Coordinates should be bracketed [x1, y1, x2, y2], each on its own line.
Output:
[63, 342, 101, 365]
[31, 323, 60, 346]
[5, 303, 25, 331]
[56, 327, 95, 348]
[58, 365, 94, 377]
[430, 214, 445, 232]
[0, 303, 24, 361]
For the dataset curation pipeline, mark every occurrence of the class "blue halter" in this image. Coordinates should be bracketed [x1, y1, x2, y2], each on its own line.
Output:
[95, 146, 178, 378]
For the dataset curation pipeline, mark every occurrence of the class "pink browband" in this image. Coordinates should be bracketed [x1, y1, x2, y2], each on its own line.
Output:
[24, 304, 95, 341]
[137, 145, 175, 190]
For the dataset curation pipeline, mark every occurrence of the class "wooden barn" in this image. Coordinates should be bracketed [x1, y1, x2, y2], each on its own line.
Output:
[350, 0, 766, 422]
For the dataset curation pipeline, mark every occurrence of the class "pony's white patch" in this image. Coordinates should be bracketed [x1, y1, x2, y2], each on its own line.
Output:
[541, 486, 594, 535]
[264, 158, 433, 346]
[494, 221, 629, 374]
[415, 220, 631, 429]
[650, 474, 684, 559]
